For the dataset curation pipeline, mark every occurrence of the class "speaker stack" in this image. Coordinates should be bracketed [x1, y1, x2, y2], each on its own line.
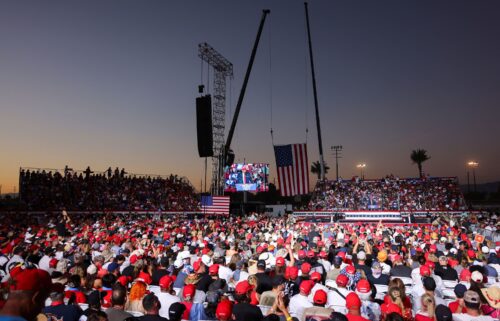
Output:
[196, 95, 213, 157]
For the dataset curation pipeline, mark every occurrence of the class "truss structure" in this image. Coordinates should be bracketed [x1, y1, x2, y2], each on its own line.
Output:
[198, 43, 233, 195]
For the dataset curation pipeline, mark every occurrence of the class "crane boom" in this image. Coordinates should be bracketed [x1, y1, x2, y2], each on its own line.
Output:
[223, 9, 270, 163]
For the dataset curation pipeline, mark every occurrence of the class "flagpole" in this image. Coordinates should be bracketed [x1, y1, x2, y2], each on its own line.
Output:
[304, 2, 326, 181]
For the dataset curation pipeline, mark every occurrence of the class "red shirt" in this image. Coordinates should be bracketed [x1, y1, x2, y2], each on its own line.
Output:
[65, 290, 87, 304]
[181, 301, 193, 320]
[448, 301, 467, 314]
[347, 313, 370, 321]
[415, 313, 434, 321]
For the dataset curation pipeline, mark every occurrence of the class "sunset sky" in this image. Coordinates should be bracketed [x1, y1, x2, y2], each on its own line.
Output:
[1, 1, 499, 194]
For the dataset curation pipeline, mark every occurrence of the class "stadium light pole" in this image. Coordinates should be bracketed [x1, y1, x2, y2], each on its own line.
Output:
[467, 161, 478, 192]
[331, 145, 342, 181]
[357, 163, 366, 180]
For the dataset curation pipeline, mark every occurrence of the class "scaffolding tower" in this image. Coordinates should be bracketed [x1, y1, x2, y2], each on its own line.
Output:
[198, 43, 233, 195]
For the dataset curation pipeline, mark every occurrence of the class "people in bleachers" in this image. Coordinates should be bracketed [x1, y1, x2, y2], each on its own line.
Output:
[309, 176, 467, 211]
[19, 168, 199, 211]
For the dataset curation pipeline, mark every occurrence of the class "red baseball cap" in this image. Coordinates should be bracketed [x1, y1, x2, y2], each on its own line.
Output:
[460, 269, 471, 281]
[137, 271, 152, 285]
[420, 265, 431, 277]
[384, 303, 402, 315]
[301, 262, 312, 275]
[286, 266, 299, 280]
[313, 289, 327, 305]
[346, 292, 362, 309]
[319, 251, 327, 258]
[467, 249, 476, 259]
[346, 265, 356, 275]
[209, 264, 219, 276]
[356, 279, 371, 293]
[159, 275, 173, 289]
[49, 258, 58, 268]
[336, 274, 349, 287]
[117, 275, 130, 287]
[310, 272, 322, 282]
[183, 284, 196, 299]
[429, 244, 437, 253]
[298, 250, 306, 259]
[193, 260, 202, 272]
[425, 261, 435, 270]
[337, 251, 346, 259]
[10, 268, 52, 293]
[276, 257, 285, 267]
[216, 300, 233, 320]
[299, 280, 314, 295]
[307, 250, 316, 258]
[235, 280, 254, 295]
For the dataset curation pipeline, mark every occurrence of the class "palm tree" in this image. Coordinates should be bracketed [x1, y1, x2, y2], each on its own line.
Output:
[411, 149, 430, 178]
[311, 161, 330, 180]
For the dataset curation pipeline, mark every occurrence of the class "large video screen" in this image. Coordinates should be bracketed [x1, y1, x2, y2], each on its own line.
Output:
[224, 163, 269, 192]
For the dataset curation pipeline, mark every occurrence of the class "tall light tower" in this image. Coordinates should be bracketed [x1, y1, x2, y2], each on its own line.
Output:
[198, 43, 233, 195]
[357, 163, 366, 180]
[467, 161, 479, 192]
[331, 145, 342, 180]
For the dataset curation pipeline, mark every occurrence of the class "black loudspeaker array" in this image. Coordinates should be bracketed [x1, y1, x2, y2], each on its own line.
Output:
[196, 95, 214, 157]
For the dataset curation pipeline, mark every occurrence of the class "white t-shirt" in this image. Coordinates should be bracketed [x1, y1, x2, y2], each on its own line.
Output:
[289, 293, 312, 319]
[326, 287, 352, 309]
[218, 265, 234, 284]
[308, 283, 330, 303]
[157, 292, 181, 318]
[452, 313, 495, 321]
[319, 259, 332, 273]
[38, 255, 51, 272]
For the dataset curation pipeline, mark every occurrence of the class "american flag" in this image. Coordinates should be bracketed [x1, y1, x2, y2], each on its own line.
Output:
[200, 195, 230, 215]
[274, 143, 309, 196]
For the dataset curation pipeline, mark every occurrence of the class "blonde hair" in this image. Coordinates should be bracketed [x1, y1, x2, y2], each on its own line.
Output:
[421, 293, 435, 318]
[248, 274, 258, 287]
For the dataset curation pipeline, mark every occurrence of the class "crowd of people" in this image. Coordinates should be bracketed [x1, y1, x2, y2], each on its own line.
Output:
[19, 168, 199, 212]
[309, 177, 467, 212]
[0, 210, 498, 321]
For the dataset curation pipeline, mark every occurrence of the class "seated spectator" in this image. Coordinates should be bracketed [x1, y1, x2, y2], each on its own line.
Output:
[215, 300, 233, 321]
[453, 291, 495, 321]
[435, 256, 458, 281]
[356, 279, 381, 321]
[368, 262, 390, 286]
[414, 293, 435, 321]
[167, 303, 186, 321]
[156, 276, 180, 318]
[390, 255, 411, 279]
[232, 281, 263, 321]
[0, 268, 52, 321]
[126, 281, 147, 313]
[435, 305, 453, 321]
[137, 294, 167, 321]
[448, 284, 467, 314]
[43, 283, 82, 321]
[289, 280, 313, 319]
[480, 286, 500, 319]
[302, 290, 333, 321]
[345, 293, 370, 321]
[105, 284, 133, 321]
